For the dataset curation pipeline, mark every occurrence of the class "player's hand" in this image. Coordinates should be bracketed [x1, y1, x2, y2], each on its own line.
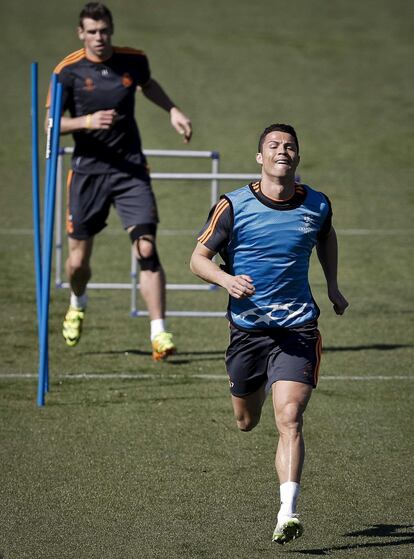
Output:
[328, 286, 349, 315]
[170, 107, 192, 143]
[225, 274, 255, 299]
[87, 109, 117, 130]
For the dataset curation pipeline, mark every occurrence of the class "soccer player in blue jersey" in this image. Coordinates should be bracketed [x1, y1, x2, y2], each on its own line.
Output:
[190, 124, 348, 544]
[46, 2, 192, 360]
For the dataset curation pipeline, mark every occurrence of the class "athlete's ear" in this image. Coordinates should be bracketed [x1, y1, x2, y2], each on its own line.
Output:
[78, 26, 85, 41]
[256, 152, 263, 165]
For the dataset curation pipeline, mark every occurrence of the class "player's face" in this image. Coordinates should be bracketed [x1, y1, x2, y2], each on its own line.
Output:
[256, 131, 300, 179]
[78, 18, 113, 61]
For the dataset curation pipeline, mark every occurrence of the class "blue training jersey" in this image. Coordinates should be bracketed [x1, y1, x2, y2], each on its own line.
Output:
[224, 183, 330, 330]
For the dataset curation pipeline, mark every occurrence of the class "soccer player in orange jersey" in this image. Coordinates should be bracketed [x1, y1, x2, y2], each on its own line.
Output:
[46, 3, 192, 359]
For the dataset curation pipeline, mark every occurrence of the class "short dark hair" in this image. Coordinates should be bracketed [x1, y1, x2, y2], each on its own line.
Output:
[79, 2, 113, 29]
[258, 124, 299, 154]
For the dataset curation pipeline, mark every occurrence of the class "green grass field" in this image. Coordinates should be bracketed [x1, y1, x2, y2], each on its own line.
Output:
[0, 0, 413, 557]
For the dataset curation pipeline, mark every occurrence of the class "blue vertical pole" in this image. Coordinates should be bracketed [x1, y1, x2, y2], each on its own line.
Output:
[44, 75, 58, 395]
[43, 75, 58, 255]
[37, 74, 57, 402]
[31, 63, 42, 331]
[37, 77, 63, 406]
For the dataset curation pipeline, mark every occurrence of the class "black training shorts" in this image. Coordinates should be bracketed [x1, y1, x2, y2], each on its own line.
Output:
[225, 321, 322, 397]
[66, 169, 159, 239]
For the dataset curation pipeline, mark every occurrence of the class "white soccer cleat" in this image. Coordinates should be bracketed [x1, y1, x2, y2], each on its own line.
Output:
[272, 515, 303, 545]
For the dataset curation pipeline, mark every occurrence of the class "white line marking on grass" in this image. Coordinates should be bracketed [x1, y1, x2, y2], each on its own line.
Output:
[0, 228, 198, 236]
[322, 375, 414, 380]
[0, 229, 34, 235]
[0, 373, 413, 381]
[1, 228, 414, 237]
[336, 229, 414, 236]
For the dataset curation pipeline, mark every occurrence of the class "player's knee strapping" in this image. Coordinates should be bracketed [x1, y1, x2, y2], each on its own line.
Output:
[129, 224, 160, 272]
[136, 237, 160, 271]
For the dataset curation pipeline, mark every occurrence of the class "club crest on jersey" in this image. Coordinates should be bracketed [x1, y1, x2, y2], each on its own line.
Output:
[122, 73, 133, 87]
[299, 214, 318, 233]
[83, 78, 95, 92]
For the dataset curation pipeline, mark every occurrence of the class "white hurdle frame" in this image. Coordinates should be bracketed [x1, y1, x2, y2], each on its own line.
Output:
[55, 147, 260, 317]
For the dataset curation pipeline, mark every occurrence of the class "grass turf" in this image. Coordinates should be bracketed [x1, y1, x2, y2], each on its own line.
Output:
[0, 0, 413, 557]
[1, 378, 413, 558]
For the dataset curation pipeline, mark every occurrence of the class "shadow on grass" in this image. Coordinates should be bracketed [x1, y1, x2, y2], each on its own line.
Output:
[80, 345, 412, 367]
[82, 349, 152, 356]
[323, 343, 412, 352]
[290, 524, 414, 556]
[82, 349, 224, 363]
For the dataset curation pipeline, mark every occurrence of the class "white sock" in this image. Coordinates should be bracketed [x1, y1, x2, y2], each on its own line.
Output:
[150, 318, 166, 341]
[278, 481, 300, 519]
[70, 291, 88, 310]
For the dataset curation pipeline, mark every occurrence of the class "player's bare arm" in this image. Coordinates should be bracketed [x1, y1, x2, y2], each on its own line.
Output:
[140, 78, 192, 142]
[316, 226, 349, 315]
[190, 242, 255, 299]
[44, 109, 117, 135]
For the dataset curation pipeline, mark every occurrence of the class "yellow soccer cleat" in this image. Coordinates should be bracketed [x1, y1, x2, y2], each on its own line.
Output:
[62, 306, 85, 347]
[152, 332, 176, 361]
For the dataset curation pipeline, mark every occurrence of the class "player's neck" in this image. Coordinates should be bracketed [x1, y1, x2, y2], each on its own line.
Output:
[84, 45, 113, 63]
[260, 175, 296, 202]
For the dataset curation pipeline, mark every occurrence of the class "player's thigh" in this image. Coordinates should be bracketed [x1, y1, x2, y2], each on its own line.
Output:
[272, 380, 313, 428]
[112, 171, 159, 229]
[231, 385, 266, 428]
